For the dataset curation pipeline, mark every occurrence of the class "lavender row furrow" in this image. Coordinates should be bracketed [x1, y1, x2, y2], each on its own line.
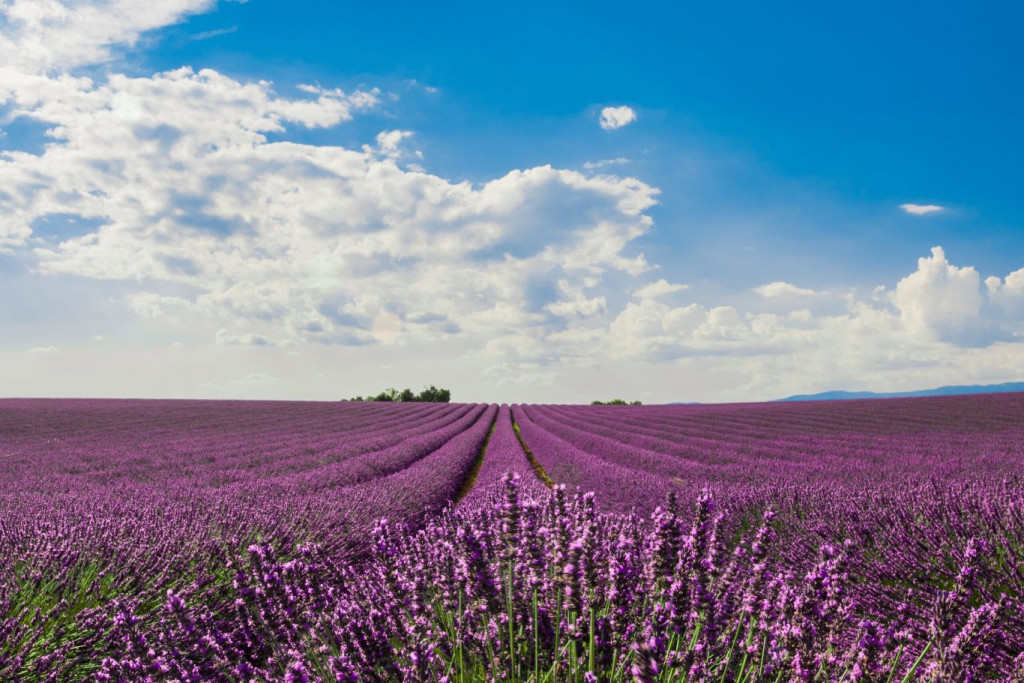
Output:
[511, 404, 674, 514]
[521, 403, 717, 480]
[461, 404, 546, 506]
[1, 395, 1022, 679]
[240, 403, 489, 495]
[0, 400, 445, 483]
[327, 403, 500, 554]
[543, 400, 1024, 484]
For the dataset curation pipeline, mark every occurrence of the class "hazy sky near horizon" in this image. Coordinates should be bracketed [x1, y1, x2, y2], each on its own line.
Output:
[2, 0, 1023, 403]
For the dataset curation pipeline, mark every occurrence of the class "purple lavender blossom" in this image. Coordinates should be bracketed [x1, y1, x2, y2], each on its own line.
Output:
[0, 395, 1021, 680]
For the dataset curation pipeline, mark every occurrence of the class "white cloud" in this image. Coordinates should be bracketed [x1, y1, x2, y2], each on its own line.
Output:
[28, 345, 57, 353]
[599, 106, 636, 130]
[583, 157, 629, 170]
[986, 268, 1024, 317]
[594, 246, 1024, 395]
[187, 26, 237, 42]
[2, 2, 1023, 403]
[5, 246, 1024, 403]
[126, 292, 192, 318]
[900, 203, 945, 215]
[372, 129, 414, 160]
[0, 0, 215, 72]
[754, 281, 818, 298]
[893, 246, 986, 343]
[216, 329, 279, 346]
[608, 298, 758, 360]
[545, 279, 607, 318]
[634, 279, 688, 299]
[0, 46, 658, 370]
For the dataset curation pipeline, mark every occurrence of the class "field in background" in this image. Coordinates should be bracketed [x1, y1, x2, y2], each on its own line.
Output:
[2, 395, 1022, 679]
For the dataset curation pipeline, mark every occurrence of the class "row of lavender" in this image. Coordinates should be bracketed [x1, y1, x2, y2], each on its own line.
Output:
[30, 472, 1010, 681]
[498, 397, 1024, 678]
[296, 397, 1023, 679]
[1, 399, 476, 487]
[0, 399, 499, 679]
[2, 395, 1023, 679]
[303, 475, 1022, 681]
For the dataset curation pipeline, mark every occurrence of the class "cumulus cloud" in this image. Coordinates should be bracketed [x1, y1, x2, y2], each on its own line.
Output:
[0, 0, 215, 72]
[900, 203, 945, 215]
[215, 329, 279, 346]
[892, 246, 991, 344]
[608, 298, 765, 361]
[598, 245, 1024, 395]
[0, 17, 659, 382]
[126, 292, 192, 318]
[599, 106, 636, 130]
[372, 129, 413, 159]
[2, 1, 1023, 403]
[0, 66, 377, 251]
[754, 281, 818, 298]
[545, 279, 607, 318]
[986, 268, 1024, 317]
[634, 279, 688, 299]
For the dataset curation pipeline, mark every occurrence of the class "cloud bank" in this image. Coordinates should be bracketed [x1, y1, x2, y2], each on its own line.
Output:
[1, 1, 1023, 402]
[0, 0, 215, 72]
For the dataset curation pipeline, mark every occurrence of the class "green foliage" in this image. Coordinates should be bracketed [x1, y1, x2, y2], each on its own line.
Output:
[417, 385, 451, 403]
[371, 388, 400, 402]
[348, 385, 452, 403]
[590, 399, 643, 405]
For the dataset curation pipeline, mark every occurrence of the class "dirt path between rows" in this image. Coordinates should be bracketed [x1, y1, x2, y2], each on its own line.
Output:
[452, 412, 498, 504]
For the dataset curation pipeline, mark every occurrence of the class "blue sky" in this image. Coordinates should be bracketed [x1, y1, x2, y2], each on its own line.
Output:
[1, 0, 1023, 402]
[141, 0, 1024, 280]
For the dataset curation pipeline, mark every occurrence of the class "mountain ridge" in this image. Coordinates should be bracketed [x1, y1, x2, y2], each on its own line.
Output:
[777, 381, 1024, 402]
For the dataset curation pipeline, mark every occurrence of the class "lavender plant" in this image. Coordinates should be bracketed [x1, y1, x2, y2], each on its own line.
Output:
[0, 395, 1022, 680]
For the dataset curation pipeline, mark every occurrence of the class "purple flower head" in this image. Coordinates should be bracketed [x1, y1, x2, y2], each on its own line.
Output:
[284, 653, 309, 683]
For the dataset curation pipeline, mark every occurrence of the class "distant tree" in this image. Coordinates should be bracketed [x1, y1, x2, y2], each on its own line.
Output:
[591, 398, 642, 406]
[349, 385, 451, 402]
[370, 387, 399, 402]
[416, 385, 451, 403]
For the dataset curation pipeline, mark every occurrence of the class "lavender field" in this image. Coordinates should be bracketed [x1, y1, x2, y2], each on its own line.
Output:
[2, 395, 1023, 681]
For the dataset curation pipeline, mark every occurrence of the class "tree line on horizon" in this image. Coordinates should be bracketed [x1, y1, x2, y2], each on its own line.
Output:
[346, 386, 452, 403]
[344, 388, 644, 405]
